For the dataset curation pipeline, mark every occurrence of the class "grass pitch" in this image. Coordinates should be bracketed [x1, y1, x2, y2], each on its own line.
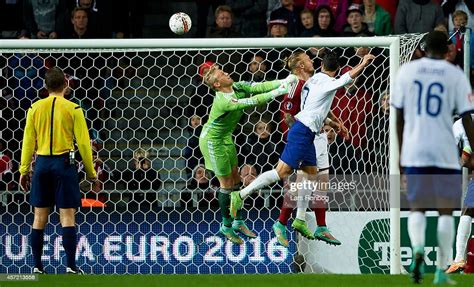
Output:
[1, 274, 473, 287]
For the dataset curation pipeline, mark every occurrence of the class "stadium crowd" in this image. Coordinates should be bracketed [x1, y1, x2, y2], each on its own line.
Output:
[0, 0, 473, 208]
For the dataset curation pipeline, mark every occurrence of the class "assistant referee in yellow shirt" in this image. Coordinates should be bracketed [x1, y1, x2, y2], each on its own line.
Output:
[19, 67, 97, 274]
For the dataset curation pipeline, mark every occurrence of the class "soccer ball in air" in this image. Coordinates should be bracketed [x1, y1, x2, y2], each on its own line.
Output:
[169, 12, 192, 35]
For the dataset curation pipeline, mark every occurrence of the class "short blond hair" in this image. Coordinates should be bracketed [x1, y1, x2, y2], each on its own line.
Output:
[283, 51, 306, 73]
[453, 10, 468, 22]
[202, 64, 220, 89]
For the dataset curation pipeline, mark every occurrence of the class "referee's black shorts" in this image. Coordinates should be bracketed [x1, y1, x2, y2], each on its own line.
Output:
[30, 154, 81, 208]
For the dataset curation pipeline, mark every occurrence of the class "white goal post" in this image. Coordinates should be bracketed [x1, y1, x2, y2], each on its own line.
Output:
[0, 36, 425, 275]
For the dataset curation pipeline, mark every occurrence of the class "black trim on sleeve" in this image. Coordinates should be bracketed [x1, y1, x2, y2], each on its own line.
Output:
[390, 103, 403, 110]
[459, 109, 474, 118]
[50, 97, 57, 155]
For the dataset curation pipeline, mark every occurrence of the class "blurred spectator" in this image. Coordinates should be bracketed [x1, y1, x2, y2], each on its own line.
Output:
[313, 5, 339, 36]
[0, 140, 13, 191]
[270, 0, 303, 36]
[0, 0, 24, 38]
[226, 0, 268, 37]
[239, 119, 281, 172]
[182, 163, 219, 209]
[313, 0, 351, 33]
[342, 4, 375, 36]
[268, 18, 289, 36]
[323, 123, 336, 145]
[394, 0, 445, 34]
[449, 10, 474, 69]
[186, 164, 215, 189]
[379, 91, 389, 115]
[361, 0, 392, 36]
[241, 53, 269, 82]
[121, 149, 161, 194]
[240, 164, 258, 187]
[195, 0, 225, 38]
[299, 8, 318, 36]
[207, 5, 243, 37]
[66, 7, 97, 39]
[442, 0, 474, 32]
[183, 115, 203, 180]
[68, 0, 99, 36]
[23, 0, 68, 38]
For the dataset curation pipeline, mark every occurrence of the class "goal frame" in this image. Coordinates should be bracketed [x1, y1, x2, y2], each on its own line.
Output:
[0, 37, 402, 274]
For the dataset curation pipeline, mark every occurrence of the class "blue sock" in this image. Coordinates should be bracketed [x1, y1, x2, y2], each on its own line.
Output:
[62, 226, 77, 269]
[30, 229, 44, 269]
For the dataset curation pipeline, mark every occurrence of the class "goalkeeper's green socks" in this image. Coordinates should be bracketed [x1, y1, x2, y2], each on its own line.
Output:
[217, 188, 233, 227]
[233, 183, 243, 220]
[217, 188, 244, 245]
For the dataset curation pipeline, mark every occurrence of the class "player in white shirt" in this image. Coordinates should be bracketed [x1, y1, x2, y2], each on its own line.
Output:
[392, 31, 474, 285]
[446, 115, 474, 273]
[273, 51, 349, 245]
[229, 51, 374, 235]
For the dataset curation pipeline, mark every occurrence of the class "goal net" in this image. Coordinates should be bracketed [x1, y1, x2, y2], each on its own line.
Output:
[0, 35, 424, 274]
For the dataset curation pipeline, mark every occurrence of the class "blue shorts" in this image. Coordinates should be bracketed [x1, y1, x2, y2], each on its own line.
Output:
[30, 155, 81, 208]
[280, 121, 317, 169]
[404, 166, 461, 209]
[465, 180, 474, 208]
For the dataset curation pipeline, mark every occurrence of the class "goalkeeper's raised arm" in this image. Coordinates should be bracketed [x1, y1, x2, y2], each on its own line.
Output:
[202, 65, 298, 111]
[234, 74, 298, 95]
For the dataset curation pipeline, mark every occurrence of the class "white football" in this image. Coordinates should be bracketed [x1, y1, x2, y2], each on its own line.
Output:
[169, 12, 192, 35]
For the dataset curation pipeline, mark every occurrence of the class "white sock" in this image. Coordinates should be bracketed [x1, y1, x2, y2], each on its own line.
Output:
[437, 215, 454, 270]
[239, 169, 280, 199]
[408, 211, 426, 251]
[296, 183, 312, 221]
[454, 215, 472, 262]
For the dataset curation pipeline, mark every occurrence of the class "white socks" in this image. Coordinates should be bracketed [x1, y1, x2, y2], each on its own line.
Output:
[437, 215, 454, 270]
[296, 183, 312, 221]
[408, 211, 426, 251]
[239, 169, 280, 199]
[454, 215, 472, 262]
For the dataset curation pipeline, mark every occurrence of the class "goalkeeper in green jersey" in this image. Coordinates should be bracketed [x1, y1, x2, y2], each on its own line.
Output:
[199, 64, 297, 245]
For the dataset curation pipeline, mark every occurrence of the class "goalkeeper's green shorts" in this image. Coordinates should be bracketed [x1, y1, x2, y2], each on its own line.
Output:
[199, 136, 238, 177]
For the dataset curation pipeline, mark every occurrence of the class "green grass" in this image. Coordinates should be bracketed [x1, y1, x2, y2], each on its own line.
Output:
[1, 274, 473, 287]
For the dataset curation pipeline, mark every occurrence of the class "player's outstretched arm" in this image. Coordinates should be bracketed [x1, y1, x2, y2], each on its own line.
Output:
[349, 54, 375, 79]
[221, 83, 290, 112]
[243, 74, 298, 95]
